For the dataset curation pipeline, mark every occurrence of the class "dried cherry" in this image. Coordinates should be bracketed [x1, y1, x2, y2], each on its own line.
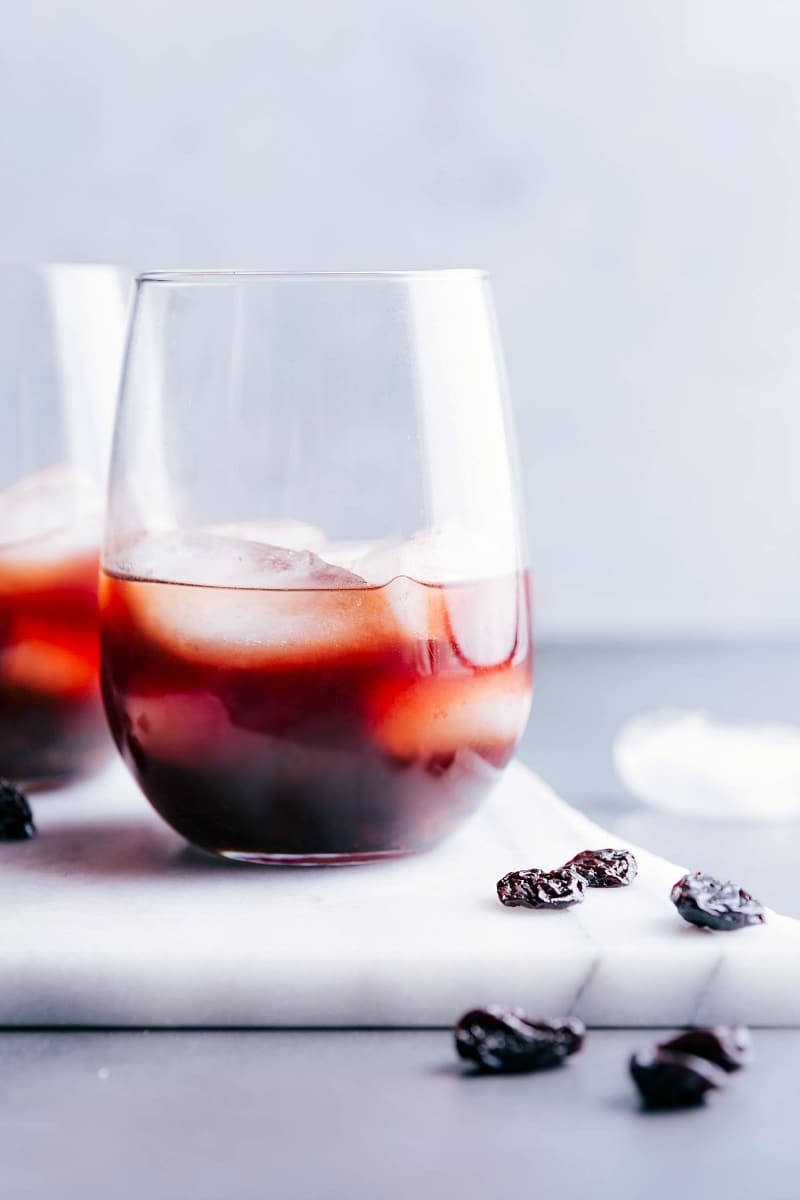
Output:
[630, 1048, 725, 1109]
[565, 848, 637, 888]
[497, 867, 585, 910]
[0, 780, 35, 841]
[455, 1006, 585, 1073]
[659, 1026, 752, 1072]
[671, 872, 765, 931]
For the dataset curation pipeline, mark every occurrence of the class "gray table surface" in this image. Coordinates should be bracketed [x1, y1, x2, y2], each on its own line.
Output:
[4, 642, 799, 1200]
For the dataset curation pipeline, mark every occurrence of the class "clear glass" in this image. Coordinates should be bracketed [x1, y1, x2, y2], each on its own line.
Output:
[101, 269, 533, 862]
[0, 264, 130, 786]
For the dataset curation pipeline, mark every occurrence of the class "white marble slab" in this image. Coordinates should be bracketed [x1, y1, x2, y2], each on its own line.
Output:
[1, 760, 798, 1027]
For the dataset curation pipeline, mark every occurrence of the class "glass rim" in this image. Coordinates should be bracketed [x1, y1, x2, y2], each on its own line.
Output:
[135, 268, 489, 284]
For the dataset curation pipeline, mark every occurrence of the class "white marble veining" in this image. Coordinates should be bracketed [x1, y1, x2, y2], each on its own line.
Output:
[1, 760, 798, 1027]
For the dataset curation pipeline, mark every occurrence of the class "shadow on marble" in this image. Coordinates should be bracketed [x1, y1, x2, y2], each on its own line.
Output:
[14, 818, 417, 881]
[9, 818, 249, 880]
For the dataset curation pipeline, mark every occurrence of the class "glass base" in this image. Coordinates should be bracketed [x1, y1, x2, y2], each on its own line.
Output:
[11, 745, 114, 793]
[219, 847, 421, 866]
[21, 775, 78, 794]
[19, 765, 107, 794]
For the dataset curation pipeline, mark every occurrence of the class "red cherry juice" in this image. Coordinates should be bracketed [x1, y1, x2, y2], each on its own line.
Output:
[0, 544, 110, 783]
[100, 569, 533, 861]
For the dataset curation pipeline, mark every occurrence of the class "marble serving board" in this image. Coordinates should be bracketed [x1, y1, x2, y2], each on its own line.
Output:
[1, 759, 798, 1028]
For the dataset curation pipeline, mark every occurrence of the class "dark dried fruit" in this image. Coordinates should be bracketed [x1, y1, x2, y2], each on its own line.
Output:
[565, 848, 638, 888]
[671, 872, 766, 931]
[455, 1006, 585, 1073]
[0, 780, 35, 841]
[630, 1048, 726, 1109]
[497, 867, 585, 910]
[659, 1026, 752, 1073]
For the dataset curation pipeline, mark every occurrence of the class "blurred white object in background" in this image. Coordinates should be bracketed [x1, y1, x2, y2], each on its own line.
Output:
[614, 710, 800, 821]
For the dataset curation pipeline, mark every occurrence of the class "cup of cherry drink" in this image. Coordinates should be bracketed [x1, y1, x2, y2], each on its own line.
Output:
[101, 523, 532, 861]
[0, 264, 128, 786]
[101, 269, 532, 862]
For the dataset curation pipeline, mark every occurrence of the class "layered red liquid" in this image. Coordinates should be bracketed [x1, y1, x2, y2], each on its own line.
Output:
[100, 570, 533, 860]
[0, 545, 109, 783]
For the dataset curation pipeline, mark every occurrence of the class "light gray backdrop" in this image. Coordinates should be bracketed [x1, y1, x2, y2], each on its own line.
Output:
[1, 0, 798, 640]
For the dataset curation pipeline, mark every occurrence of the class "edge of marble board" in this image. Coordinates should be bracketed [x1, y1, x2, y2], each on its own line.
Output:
[0, 759, 797, 1029]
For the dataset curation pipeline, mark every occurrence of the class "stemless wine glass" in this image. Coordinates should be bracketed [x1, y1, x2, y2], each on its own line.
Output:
[101, 269, 533, 862]
[0, 264, 129, 786]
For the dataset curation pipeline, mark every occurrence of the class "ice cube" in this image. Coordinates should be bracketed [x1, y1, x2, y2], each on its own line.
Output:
[322, 533, 524, 655]
[124, 694, 361, 784]
[0, 464, 102, 547]
[209, 519, 326, 553]
[111, 530, 408, 667]
[371, 668, 532, 758]
[0, 466, 102, 594]
[352, 522, 519, 586]
[376, 575, 447, 645]
[315, 541, 448, 644]
[442, 576, 525, 669]
[124, 692, 266, 766]
[317, 539, 387, 570]
[116, 530, 367, 590]
[0, 541, 100, 599]
[346, 537, 431, 586]
[0, 639, 96, 696]
[121, 578, 404, 667]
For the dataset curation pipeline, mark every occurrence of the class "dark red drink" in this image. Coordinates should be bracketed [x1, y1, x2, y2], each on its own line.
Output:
[100, 566, 533, 862]
[0, 543, 109, 784]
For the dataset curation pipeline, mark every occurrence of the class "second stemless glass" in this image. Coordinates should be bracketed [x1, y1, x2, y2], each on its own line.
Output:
[101, 269, 533, 862]
[0, 264, 129, 786]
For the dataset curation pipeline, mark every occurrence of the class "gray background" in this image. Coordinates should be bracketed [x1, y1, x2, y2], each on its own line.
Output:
[2, 0, 800, 639]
